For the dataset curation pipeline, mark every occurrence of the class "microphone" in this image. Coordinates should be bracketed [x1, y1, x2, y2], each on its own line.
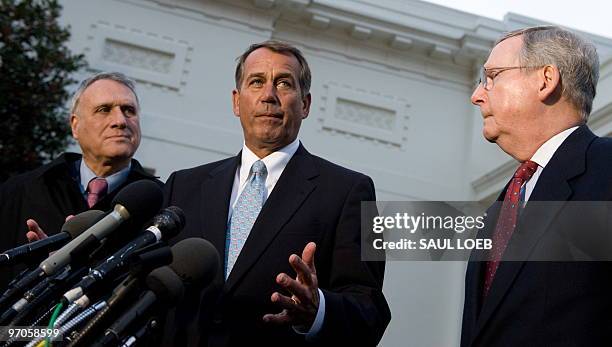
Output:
[95, 266, 185, 347]
[40, 180, 163, 276]
[64, 207, 186, 302]
[168, 237, 219, 288]
[0, 210, 105, 266]
[0, 180, 162, 316]
[70, 238, 219, 347]
[63, 246, 173, 347]
[0, 211, 105, 312]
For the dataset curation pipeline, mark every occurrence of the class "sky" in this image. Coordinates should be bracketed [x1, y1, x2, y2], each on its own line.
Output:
[422, 0, 612, 39]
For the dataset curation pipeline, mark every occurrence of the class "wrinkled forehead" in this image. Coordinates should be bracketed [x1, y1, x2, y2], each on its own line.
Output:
[81, 79, 139, 106]
[485, 35, 523, 68]
[243, 48, 301, 77]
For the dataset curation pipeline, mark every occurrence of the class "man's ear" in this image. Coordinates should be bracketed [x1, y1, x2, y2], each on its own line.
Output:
[301, 93, 312, 119]
[70, 114, 79, 139]
[537, 65, 561, 102]
[232, 89, 240, 117]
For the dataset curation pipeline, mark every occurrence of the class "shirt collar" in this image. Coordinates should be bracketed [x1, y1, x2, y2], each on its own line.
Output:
[530, 126, 579, 168]
[240, 138, 300, 183]
[79, 159, 132, 195]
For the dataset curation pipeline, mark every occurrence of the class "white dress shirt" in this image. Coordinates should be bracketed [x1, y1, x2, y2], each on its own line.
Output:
[227, 138, 326, 339]
[524, 126, 579, 201]
[228, 138, 300, 218]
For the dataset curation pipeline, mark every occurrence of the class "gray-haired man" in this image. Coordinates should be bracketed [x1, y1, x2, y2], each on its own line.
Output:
[0, 72, 161, 287]
[462, 26, 612, 346]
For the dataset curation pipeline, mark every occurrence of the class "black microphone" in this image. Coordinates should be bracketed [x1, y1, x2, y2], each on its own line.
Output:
[0, 181, 163, 318]
[63, 246, 173, 347]
[168, 237, 219, 289]
[40, 180, 163, 276]
[64, 207, 185, 301]
[0, 210, 105, 266]
[0, 211, 105, 312]
[95, 266, 185, 347]
[86, 238, 219, 347]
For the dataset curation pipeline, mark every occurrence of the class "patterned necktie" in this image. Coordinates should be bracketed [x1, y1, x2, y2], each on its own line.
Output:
[87, 178, 108, 208]
[483, 160, 538, 297]
[225, 160, 267, 278]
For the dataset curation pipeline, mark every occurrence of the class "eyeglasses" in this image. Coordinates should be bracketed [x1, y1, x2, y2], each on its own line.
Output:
[478, 66, 544, 91]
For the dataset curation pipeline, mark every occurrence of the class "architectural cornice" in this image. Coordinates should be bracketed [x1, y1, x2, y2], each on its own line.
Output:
[589, 101, 612, 136]
[264, 1, 612, 64]
[143, 0, 612, 84]
[470, 159, 514, 202]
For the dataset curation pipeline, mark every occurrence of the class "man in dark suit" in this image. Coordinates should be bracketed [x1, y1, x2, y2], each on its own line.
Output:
[164, 41, 390, 346]
[0, 72, 160, 286]
[462, 26, 612, 346]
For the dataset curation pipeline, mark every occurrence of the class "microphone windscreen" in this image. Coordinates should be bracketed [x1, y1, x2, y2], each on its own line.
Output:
[166, 206, 186, 232]
[170, 238, 219, 289]
[112, 180, 163, 225]
[146, 266, 185, 303]
[148, 206, 185, 240]
[61, 210, 106, 238]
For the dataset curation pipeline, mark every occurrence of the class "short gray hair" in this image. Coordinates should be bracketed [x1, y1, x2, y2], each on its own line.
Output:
[235, 40, 311, 97]
[499, 26, 599, 121]
[70, 72, 139, 114]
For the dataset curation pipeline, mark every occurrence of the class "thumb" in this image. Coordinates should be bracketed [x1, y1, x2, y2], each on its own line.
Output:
[26, 219, 48, 242]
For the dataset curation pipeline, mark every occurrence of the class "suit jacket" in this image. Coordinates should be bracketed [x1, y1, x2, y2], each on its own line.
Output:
[0, 152, 161, 287]
[163, 144, 390, 347]
[461, 126, 612, 347]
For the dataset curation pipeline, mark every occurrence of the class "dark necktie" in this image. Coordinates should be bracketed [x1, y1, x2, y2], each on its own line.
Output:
[483, 160, 538, 297]
[87, 178, 108, 208]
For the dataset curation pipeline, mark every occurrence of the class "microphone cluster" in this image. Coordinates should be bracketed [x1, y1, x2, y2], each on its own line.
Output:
[0, 180, 220, 347]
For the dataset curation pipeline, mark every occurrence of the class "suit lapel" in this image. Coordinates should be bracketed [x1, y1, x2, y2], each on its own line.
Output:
[201, 156, 240, 265]
[472, 126, 595, 342]
[225, 145, 319, 292]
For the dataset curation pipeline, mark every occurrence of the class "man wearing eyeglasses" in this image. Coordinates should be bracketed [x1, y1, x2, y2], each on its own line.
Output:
[461, 26, 612, 346]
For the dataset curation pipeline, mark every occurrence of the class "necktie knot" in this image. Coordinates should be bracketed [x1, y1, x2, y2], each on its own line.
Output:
[87, 178, 108, 208]
[88, 178, 108, 195]
[251, 160, 267, 177]
[513, 160, 538, 181]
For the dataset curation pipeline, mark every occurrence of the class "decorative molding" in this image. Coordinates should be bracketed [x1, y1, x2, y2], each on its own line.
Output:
[276, 24, 475, 91]
[309, 14, 330, 29]
[85, 21, 191, 90]
[146, 0, 279, 33]
[600, 55, 612, 80]
[318, 82, 410, 149]
[471, 159, 514, 198]
[390, 35, 413, 50]
[589, 101, 612, 136]
[335, 99, 395, 130]
[429, 45, 453, 60]
[350, 25, 372, 40]
[293, 0, 505, 66]
[253, 0, 276, 9]
[102, 39, 174, 74]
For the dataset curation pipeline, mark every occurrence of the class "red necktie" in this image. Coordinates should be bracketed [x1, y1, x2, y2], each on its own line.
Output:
[483, 160, 538, 297]
[87, 178, 108, 208]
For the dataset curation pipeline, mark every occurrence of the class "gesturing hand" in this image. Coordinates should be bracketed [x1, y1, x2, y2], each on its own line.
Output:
[25, 219, 48, 242]
[263, 242, 320, 329]
[25, 215, 74, 243]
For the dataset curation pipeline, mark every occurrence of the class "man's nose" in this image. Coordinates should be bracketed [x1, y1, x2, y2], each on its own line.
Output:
[260, 82, 278, 103]
[109, 106, 128, 128]
[471, 84, 486, 106]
